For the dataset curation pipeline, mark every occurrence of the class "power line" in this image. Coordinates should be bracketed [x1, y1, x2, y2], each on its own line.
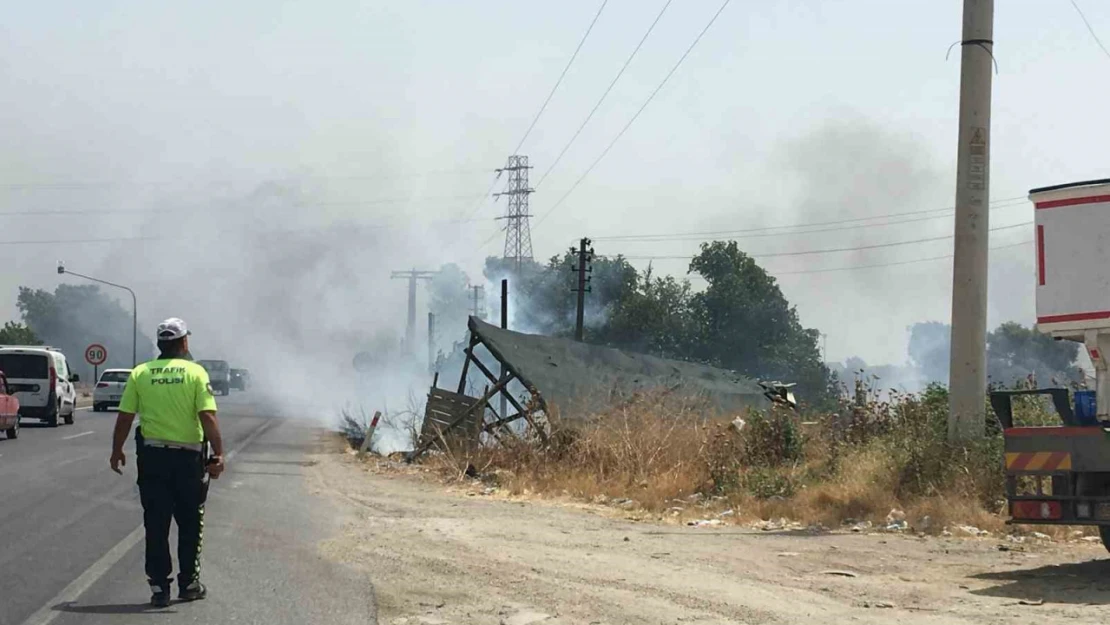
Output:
[512, 0, 610, 155]
[771, 239, 1032, 276]
[0, 194, 491, 217]
[0, 215, 491, 246]
[591, 196, 1029, 242]
[1069, 0, 1110, 60]
[534, 0, 674, 189]
[0, 169, 488, 191]
[459, 0, 609, 224]
[533, 0, 733, 230]
[619, 221, 1032, 260]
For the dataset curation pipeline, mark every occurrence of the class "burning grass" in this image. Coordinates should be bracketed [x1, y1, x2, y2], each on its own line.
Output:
[411, 381, 1078, 535]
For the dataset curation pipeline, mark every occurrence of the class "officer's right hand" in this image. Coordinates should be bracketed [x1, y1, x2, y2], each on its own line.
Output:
[110, 450, 126, 474]
[207, 456, 225, 479]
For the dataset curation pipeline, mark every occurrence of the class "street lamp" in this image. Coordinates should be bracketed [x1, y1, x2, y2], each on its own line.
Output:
[57, 261, 137, 367]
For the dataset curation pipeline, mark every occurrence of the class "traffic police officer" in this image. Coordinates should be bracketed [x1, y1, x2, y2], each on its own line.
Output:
[110, 317, 226, 608]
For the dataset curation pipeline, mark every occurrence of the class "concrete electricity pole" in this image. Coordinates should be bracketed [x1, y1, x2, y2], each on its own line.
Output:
[947, 0, 994, 441]
[390, 269, 436, 356]
[571, 238, 594, 342]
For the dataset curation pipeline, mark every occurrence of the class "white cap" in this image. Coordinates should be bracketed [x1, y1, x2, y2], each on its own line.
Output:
[156, 317, 190, 341]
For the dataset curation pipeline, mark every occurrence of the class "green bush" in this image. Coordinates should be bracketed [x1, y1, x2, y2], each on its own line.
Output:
[742, 407, 804, 467]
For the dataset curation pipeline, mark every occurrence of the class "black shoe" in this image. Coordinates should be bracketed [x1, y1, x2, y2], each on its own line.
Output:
[179, 581, 207, 602]
[150, 584, 171, 608]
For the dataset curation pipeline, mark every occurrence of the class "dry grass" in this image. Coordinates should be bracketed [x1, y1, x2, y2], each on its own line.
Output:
[413, 382, 1080, 535]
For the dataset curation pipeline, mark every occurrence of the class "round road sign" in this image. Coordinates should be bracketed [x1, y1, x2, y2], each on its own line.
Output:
[85, 344, 108, 366]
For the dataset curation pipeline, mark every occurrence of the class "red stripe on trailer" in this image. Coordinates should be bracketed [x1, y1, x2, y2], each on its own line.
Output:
[1008, 453, 1034, 471]
[1047, 451, 1070, 469]
[1038, 310, 1110, 324]
[1035, 194, 1110, 209]
[1037, 225, 1046, 286]
[1006, 426, 1103, 437]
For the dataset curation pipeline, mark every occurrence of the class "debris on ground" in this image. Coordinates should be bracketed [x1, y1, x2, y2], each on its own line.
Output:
[862, 601, 895, 609]
[752, 518, 803, 532]
[954, 525, 990, 538]
[1016, 599, 1044, 606]
[884, 519, 908, 532]
[688, 519, 723, 528]
[500, 610, 553, 625]
[822, 570, 859, 578]
[730, 416, 746, 434]
[849, 520, 873, 533]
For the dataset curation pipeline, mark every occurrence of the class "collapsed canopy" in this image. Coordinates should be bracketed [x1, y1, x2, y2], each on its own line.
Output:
[469, 316, 769, 415]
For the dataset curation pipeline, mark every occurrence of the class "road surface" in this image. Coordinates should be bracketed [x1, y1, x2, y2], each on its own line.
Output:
[0, 393, 376, 625]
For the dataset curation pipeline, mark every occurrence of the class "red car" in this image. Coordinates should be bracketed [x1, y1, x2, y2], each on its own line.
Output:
[0, 370, 19, 439]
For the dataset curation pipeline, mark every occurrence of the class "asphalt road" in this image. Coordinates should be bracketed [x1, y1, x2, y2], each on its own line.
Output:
[0, 393, 376, 625]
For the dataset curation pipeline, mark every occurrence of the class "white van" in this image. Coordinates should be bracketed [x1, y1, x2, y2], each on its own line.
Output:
[0, 346, 79, 427]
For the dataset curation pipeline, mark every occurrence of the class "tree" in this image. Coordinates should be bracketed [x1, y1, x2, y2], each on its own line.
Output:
[908, 321, 951, 383]
[599, 267, 695, 359]
[987, 321, 1081, 387]
[483, 253, 637, 338]
[908, 320, 1081, 388]
[427, 263, 472, 345]
[685, 241, 833, 405]
[0, 321, 41, 345]
[16, 285, 153, 377]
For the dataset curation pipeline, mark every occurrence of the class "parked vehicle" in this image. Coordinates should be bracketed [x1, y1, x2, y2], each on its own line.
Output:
[0, 346, 79, 427]
[93, 368, 132, 412]
[230, 368, 251, 391]
[1001, 180, 1110, 552]
[0, 370, 20, 439]
[197, 359, 231, 396]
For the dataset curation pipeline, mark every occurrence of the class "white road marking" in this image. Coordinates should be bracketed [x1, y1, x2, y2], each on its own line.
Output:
[19, 417, 281, 625]
[62, 431, 95, 440]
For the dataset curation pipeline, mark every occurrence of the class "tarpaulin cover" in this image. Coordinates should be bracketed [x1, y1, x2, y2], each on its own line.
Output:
[468, 317, 768, 416]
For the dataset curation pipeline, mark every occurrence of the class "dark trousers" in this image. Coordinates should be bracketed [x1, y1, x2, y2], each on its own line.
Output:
[136, 442, 209, 589]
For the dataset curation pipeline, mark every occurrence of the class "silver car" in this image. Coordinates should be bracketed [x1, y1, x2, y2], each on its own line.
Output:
[93, 368, 132, 412]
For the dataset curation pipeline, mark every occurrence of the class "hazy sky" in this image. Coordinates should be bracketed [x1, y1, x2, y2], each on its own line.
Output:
[2, 0, 1109, 368]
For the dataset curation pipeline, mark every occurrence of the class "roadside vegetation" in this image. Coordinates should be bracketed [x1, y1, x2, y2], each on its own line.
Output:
[405, 381, 1069, 535]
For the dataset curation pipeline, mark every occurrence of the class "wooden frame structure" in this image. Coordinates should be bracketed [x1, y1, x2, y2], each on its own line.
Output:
[407, 329, 550, 461]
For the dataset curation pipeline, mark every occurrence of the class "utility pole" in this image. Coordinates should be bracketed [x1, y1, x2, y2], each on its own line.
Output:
[495, 155, 534, 275]
[948, 0, 994, 441]
[390, 269, 436, 356]
[470, 285, 486, 319]
[571, 238, 594, 342]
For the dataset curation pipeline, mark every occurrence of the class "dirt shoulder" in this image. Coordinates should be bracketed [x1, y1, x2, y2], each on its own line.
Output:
[308, 447, 1110, 625]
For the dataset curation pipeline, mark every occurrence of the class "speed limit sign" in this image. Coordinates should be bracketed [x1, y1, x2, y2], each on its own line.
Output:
[85, 344, 107, 366]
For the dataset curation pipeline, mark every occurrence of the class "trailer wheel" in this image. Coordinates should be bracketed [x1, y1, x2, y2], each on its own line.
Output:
[1099, 526, 1110, 553]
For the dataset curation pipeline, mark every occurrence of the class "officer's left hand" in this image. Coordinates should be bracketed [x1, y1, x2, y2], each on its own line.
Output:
[110, 450, 126, 474]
